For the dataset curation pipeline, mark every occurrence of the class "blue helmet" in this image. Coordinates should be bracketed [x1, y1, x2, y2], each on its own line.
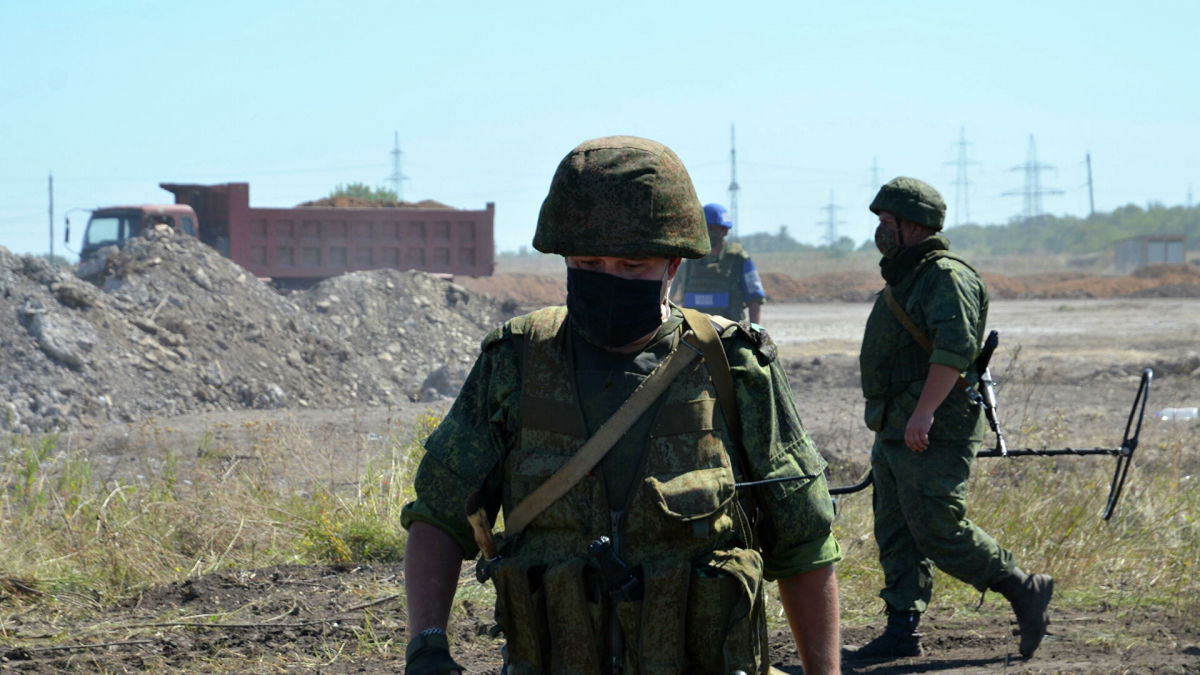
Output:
[703, 203, 733, 229]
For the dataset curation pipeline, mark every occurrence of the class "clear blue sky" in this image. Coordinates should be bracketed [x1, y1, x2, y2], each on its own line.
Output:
[3, 1, 1197, 259]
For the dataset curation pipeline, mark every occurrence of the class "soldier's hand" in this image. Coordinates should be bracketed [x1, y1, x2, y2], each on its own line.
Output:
[905, 411, 934, 452]
[405, 629, 464, 675]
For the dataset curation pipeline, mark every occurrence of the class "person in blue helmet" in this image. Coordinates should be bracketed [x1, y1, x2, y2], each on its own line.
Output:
[672, 203, 766, 324]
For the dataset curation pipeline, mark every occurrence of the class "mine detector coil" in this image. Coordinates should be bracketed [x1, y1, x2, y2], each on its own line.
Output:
[824, 361, 1154, 522]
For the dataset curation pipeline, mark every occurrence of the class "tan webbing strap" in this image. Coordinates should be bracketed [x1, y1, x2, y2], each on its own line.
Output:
[882, 286, 933, 354]
[882, 286, 969, 391]
[502, 333, 701, 538]
[680, 308, 743, 453]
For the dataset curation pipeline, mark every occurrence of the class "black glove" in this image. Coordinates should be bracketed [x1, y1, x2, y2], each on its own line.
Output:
[405, 628, 465, 675]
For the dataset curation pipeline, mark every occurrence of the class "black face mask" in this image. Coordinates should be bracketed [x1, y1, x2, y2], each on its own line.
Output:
[874, 223, 904, 258]
[566, 266, 666, 349]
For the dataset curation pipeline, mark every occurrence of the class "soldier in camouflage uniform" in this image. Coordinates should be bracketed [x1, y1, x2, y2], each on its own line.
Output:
[846, 177, 1053, 661]
[672, 203, 766, 324]
[401, 136, 842, 674]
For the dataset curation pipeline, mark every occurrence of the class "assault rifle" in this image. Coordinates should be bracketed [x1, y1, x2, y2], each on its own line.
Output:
[967, 330, 1007, 455]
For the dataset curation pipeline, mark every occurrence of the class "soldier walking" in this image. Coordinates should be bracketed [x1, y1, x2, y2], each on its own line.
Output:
[402, 136, 842, 674]
[846, 177, 1053, 661]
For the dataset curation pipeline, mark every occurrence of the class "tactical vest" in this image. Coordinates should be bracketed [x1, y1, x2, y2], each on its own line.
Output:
[489, 306, 768, 674]
[681, 244, 750, 321]
[860, 250, 985, 438]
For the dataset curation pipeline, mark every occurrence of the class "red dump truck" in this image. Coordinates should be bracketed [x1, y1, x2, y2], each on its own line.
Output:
[75, 182, 495, 286]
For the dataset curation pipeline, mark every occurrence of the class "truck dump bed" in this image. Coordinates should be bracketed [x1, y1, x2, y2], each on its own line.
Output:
[160, 182, 494, 283]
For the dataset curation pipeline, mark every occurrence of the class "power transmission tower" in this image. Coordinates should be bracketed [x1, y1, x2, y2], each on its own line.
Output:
[945, 127, 979, 225]
[1187, 184, 1193, 209]
[820, 190, 845, 246]
[385, 132, 409, 202]
[1003, 134, 1062, 221]
[1085, 152, 1095, 217]
[728, 124, 740, 239]
[867, 156, 884, 189]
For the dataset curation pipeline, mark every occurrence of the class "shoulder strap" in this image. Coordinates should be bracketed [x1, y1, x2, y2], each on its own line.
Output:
[680, 308, 742, 454]
[503, 332, 701, 538]
[881, 286, 932, 354]
[882, 287, 970, 390]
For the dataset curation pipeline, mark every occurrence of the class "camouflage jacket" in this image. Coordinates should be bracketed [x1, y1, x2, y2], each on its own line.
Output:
[859, 236, 988, 442]
[401, 304, 840, 581]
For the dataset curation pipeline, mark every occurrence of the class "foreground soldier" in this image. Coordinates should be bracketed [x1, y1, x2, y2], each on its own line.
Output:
[672, 202, 766, 324]
[847, 177, 1053, 661]
[401, 136, 841, 674]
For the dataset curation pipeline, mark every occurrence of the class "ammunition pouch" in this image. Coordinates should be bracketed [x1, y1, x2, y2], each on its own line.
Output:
[492, 548, 766, 674]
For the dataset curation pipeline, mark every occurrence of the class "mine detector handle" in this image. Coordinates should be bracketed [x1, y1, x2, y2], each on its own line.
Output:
[829, 368, 1154, 522]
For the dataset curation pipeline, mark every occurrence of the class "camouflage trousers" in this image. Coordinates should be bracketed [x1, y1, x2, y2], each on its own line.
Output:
[870, 436, 1014, 613]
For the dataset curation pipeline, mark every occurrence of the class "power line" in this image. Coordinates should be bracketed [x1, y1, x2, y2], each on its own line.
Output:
[865, 156, 884, 190]
[1003, 134, 1063, 221]
[385, 131, 409, 201]
[819, 190, 845, 245]
[945, 127, 979, 226]
[728, 124, 740, 239]
[1085, 152, 1095, 217]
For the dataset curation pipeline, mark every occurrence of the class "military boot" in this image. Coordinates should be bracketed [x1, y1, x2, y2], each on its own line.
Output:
[991, 567, 1054, 658]
[843, 609, 922, 660]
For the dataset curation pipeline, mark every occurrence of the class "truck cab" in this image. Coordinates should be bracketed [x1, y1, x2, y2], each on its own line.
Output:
[80, 204, 198, 261]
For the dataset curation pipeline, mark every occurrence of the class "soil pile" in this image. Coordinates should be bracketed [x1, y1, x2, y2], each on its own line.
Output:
[0, 228, 505, 434]
[464, 264, 1200, 308]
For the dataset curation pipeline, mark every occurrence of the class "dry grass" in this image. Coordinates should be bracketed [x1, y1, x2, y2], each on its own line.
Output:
[2, 400, 1197, 658]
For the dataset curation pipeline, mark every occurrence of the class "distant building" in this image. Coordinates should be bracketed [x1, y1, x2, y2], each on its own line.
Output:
[1114, 234, 1186, 273]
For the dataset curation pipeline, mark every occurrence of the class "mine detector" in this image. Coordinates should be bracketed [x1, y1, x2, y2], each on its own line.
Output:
[66, 182, 496, 288]
[744, 332, 1154, 521]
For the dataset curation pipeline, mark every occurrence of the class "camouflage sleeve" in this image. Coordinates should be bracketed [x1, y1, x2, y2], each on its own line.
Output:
[399, 324, 522, 558]
[724, 324, 842, 581]
[918, 261, 985, 372]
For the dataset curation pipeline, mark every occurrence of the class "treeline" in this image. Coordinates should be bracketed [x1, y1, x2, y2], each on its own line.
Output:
[739, 203, 1200, 258]
[946, 203, 1200, 256]
[498, 203, 1199, 259]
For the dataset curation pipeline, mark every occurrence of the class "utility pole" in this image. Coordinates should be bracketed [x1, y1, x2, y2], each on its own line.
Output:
[1003, 134, 1063, 221]
[820, 190, 844, 246]
[386, 132, 408, 202]
[728, 124, 740, 239]
[48, 172, 54, 260]
[1085, 152, 1095, 217]
[1188, 184, 1193, 209]
[867, 156, 883, 189]
[945, 127, 978, 226]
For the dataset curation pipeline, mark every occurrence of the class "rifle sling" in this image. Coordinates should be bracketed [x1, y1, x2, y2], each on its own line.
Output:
[503, 330, 701, 538]
[881, 286, 968, 391]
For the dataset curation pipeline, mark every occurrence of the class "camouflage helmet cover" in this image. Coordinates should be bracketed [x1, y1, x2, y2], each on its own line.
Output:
[533, 135, 710, 259]
[869, 176, 947, 231]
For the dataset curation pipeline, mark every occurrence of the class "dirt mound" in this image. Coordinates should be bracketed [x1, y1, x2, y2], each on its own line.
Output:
[0, 229, 506, 434]
[455, 273, 566, 311]
[461, 265, 1200, 309]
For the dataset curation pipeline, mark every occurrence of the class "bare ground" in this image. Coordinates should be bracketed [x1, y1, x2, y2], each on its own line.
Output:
[3, 279, 1200, 672]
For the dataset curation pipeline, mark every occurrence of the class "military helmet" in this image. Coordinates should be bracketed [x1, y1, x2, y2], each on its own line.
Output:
[533, 136, 710, 259]
[869, 176, 946, 231]
[703, 203, 733, 229]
